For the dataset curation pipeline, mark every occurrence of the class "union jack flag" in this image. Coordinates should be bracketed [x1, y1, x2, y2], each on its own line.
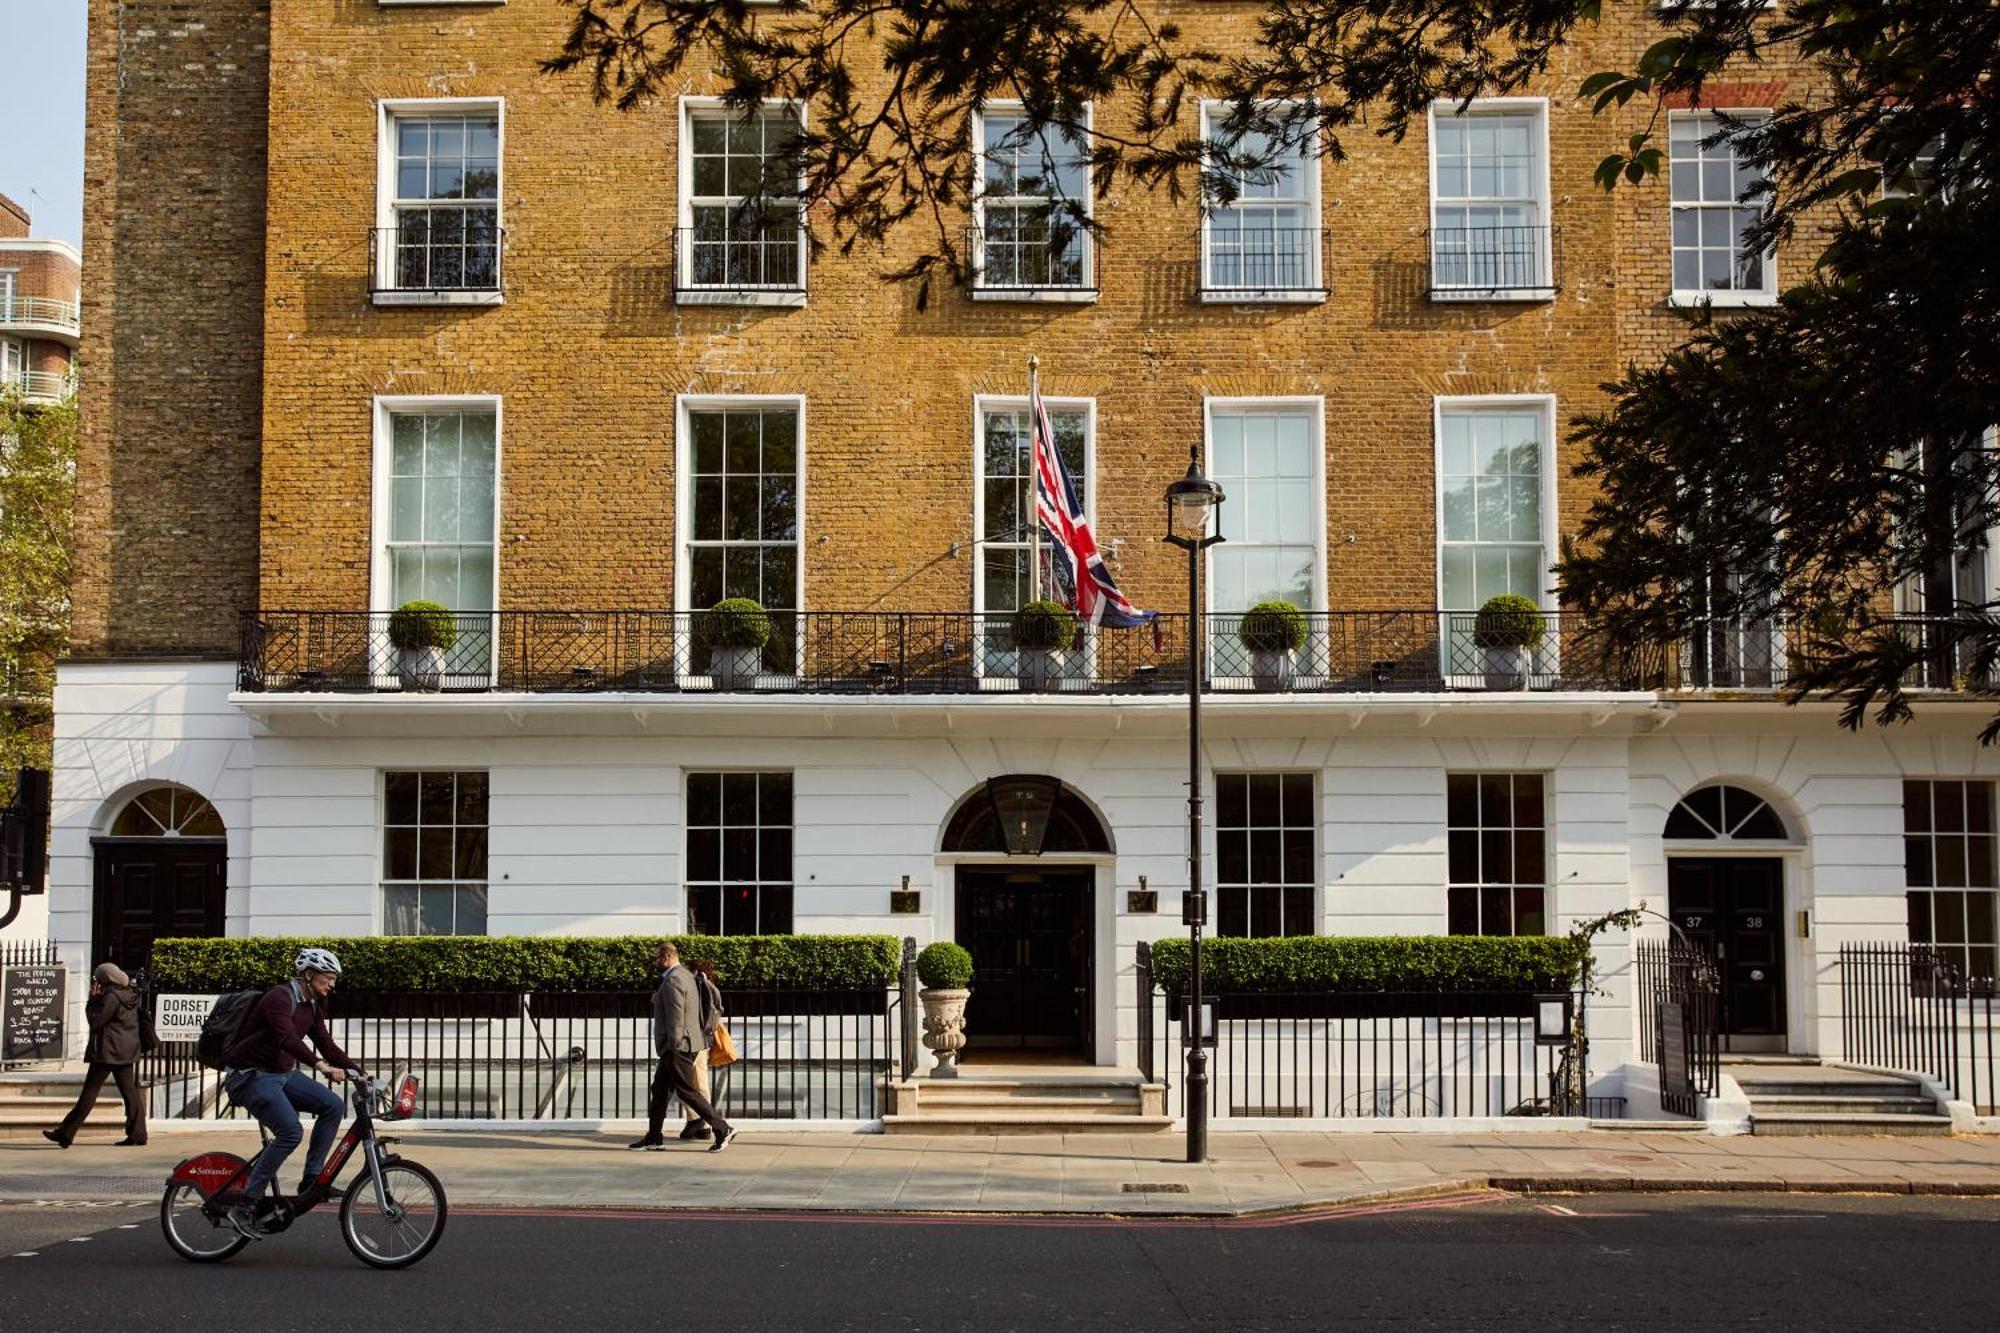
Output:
[1031, 388, 1159, 639]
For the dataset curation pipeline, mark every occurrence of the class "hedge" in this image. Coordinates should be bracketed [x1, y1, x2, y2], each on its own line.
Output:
[148, 935, 906, 994]
[1146, 935, 1586, 995]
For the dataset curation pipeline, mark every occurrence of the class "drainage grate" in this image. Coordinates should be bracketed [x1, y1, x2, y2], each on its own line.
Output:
[1122, 1182, 1190, 1194]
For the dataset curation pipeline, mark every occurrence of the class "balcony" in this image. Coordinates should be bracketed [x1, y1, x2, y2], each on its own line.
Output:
[673, 222, 808, 308]
[965, 223, 1096, 303]
[0, 295, 81, 344]
[1426, 224, 1561, 301]
[239, 609, 1664, 696]
[369, 219, 504, 306]
[1198, 226, 1329, 304]
[5, 369, 73, 404]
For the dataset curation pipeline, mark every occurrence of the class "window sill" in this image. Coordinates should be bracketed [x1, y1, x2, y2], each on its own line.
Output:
[378, 1, 504, 6]
[372, 290, 504, 307]
[675, 289, 808, 309]
[1429, 287, 1557, 304]
[1668, 290, 1778, 310]
[1197, 288, 1328, 306]
[970, 287, 1099, 305]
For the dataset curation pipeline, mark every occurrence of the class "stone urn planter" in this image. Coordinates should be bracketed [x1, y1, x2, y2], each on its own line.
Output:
[1239, 601, 1306, 693]
[386, 599, 457, 694]
[1481, 644, 1530, 691]
[1473, 594, 1544, 692]
[915, 941, 975, 1077]
[1011, 600, 1077, 694]
[1015, 648, 1060, 693]
[710, 644, 764, 691]
[699, 597, 772, 692]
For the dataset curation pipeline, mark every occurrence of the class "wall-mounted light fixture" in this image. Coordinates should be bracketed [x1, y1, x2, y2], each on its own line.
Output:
[890, 874, 922, 914]
[1126, 875, 1157, 914]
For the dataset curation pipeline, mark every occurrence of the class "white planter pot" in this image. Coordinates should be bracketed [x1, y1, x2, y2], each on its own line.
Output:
[1016, 648, 1059, 692]
[396, 645, 446, 693]
[1483, 644, 1530, 691]
[710, 644, 764, 691]
[918, 987, 971, 1077]
[1249, 647, 1296, 692]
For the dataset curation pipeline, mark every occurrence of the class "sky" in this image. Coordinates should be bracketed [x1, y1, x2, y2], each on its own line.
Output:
[1, 2, 86, 248]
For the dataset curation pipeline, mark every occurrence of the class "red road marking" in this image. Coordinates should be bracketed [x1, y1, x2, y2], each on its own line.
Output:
[453, 1189, 1512, 1231]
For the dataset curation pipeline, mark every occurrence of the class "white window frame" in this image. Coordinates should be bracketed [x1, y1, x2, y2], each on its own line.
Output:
[0, 336, 22, 388]
[970, 395, 1099, 687]
[1445, 770, 1552, 937]
[682, 769, 797, 937]
[1426, 97, 1554, 302]
[673, 394, 809, 684]
[370, 394, 503, 686]
[1667, 109, 1777, 308]
[378, 769, 491, 938]
[1214, 770, 1320, 938]
[373, 97, 505, 307]
[969, 102, 1096, 303]
[1198, 101, 1325, 304]
[676, 97, 809, 308]
[1433, 395, 1560, 684]
[1202, 397, 1328, 684]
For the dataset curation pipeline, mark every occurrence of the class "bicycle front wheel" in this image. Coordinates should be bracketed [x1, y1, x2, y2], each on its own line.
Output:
[339, 1159, 447, 1269]
[160, 1184, 250, 1263]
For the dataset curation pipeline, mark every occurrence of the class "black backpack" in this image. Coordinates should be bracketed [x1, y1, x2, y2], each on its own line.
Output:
[195, 988, 265, 1071]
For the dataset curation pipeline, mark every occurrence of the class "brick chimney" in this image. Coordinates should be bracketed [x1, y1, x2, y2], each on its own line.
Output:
[0, 193, 29, 239]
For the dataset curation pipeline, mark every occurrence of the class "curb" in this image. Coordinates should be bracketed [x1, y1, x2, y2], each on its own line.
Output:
[1486, 1175, 2000, 1197]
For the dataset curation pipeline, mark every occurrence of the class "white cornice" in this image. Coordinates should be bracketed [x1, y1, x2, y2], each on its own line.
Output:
[0, 238, 82, 262]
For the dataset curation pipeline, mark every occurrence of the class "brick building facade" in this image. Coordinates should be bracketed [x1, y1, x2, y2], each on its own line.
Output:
[0, 193, 79, 406]
[48, 2, 1996, 1117]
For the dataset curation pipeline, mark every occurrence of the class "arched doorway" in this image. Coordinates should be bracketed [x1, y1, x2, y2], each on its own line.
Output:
[1664, 783, 1798, 1051]
[92, 785, 228, 977]
[943, 777, 1111, 1058]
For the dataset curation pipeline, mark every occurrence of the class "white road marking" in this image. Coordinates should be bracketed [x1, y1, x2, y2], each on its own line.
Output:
[66, 1236, 91, 1243]
[13, 1252, 38, 1258]
[1539, 1204, 1579, 1216]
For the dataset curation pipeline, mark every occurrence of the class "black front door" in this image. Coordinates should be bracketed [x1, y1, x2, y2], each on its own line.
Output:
[1668, 857, 1786, 1044]
[955, 866, 1094, 1057]
[92, 840, 228, 978]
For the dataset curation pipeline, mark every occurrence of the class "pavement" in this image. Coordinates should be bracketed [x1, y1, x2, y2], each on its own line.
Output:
[8, 1126, 2000, 1214]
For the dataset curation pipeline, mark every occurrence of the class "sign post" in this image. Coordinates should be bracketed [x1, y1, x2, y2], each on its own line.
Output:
[154, 993, 219, 1044]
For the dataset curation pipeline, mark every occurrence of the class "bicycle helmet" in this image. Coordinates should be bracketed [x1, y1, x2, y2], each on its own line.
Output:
[294, 946, 344, 977]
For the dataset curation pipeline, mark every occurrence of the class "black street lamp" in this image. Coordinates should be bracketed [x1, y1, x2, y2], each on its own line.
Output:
[1164, 446, 1224, 1164]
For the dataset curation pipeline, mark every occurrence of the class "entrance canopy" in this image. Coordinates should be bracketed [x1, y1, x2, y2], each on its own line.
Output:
[943, 776, 1111, 856]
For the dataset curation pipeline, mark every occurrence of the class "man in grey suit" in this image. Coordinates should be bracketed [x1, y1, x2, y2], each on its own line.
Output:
[631, 941, 736, 1152]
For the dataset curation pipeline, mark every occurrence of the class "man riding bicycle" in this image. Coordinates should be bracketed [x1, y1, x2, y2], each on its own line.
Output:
[217, 947, 364, 1238]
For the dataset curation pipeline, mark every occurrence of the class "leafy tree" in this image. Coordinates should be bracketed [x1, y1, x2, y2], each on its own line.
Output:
[0, 386, 76, 797]
[546, 1, 2000, 733]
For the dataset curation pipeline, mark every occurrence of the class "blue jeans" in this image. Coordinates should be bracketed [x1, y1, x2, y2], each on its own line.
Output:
[227, 1069, 345, 1199]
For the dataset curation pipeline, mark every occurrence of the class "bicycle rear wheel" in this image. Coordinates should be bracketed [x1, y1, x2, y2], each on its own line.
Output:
[339, 1159, 447, 1269]
[160, 1184, 250, 1263]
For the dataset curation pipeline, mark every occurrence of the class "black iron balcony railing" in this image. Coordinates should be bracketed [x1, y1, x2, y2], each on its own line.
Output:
[965, 223, 1095, 296]
[674, 222, 808, 298]
[239, 609, 1677, 696]
[369, 219, 504, 297]
[1426, 224, 1561, 298]
[1199, 226, 1330, 298]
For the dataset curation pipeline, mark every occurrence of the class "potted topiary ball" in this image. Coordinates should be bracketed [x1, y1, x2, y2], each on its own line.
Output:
[915, 940, 975, 1077]
[1010, 599, 1078, 692]
[386, 600, 459, 692]
[1473, 593, 1545, 691]
[1238, 600, 1307, 692]
[699, 597, 772, 690]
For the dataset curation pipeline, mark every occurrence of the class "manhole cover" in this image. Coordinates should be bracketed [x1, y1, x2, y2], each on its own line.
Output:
[1123, 1182, 1190, 1194]
[1293, 1160, 1349, 1170]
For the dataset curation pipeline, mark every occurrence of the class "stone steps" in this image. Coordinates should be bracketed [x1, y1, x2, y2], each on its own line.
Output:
[0, 1079, 135, 1140]
[884, 1073, 1172, 1134]
[1724, 1059, 1954, 1137]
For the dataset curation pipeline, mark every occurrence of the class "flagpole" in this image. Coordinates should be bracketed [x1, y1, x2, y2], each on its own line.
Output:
[1028, 354, 1042, 606]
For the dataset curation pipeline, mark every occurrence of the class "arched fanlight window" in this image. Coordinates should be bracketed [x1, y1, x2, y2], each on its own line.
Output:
[1663, 784, 1789, 841]
[942, 776, 1111, 855]
[109, 786, 226, 838]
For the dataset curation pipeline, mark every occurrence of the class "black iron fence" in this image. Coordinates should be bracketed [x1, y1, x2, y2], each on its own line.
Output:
[1, 938, 58, 967]
[1427, 224, 1561, 297]
[1841, 942, 1998, 1114]
[966, 222, 1095, 295]
[1138, 981, 1598, 1119]
[1200, 226, 1328, 296]
[1635, 939, 1721, 1118]
[138, 982, 908, 1123]
[368, 220, 503, 297]
[673, 222, 807, 296]
[241, 609, 1675, 695]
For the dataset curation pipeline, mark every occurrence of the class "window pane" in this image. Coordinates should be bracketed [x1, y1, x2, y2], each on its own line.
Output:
[384, 885, 421, 935]
[1448, 886, 1479, 936]
[385, 771, 420, 825]
[385, 827, 418, 881]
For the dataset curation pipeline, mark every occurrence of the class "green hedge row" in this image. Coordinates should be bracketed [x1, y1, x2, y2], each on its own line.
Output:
[148, 935, 906, 993]
[1146, 935, 1586, 994]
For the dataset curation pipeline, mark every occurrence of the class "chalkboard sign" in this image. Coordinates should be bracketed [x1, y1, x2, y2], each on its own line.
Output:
[3, 965, 66, 1062]
[1658, 999, 1689, 1101]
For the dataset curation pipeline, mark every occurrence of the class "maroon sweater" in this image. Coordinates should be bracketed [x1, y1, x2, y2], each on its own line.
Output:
[224, 982, 355, 1074]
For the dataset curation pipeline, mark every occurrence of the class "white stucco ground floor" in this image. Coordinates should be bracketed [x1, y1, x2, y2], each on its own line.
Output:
[37, 661, 2000, 1112]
